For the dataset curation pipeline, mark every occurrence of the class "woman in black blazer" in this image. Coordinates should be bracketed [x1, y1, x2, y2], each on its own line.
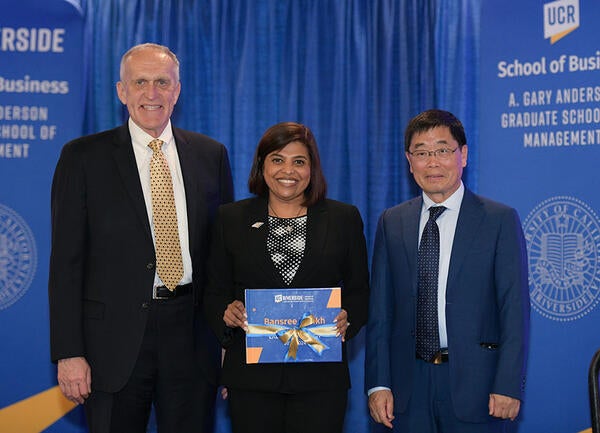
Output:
[204, 122, 369, 433]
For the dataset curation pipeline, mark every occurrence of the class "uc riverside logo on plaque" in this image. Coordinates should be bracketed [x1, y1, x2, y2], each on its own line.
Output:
[0, 203, 37, 310]
[524, 196, 600, 321]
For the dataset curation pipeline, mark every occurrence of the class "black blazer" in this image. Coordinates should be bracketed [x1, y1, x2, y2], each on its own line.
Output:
[49, 123, 233, 392]
[204, 197, 369, 392]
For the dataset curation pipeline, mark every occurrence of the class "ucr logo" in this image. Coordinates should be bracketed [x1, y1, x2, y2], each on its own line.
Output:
[524, 196, 600, 321]
[0, 204, 37, 310]
[544, 0, 580, 44]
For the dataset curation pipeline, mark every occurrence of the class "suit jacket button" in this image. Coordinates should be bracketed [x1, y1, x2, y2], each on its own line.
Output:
[146, 262, 154, 270]
[141, 302, 150, 309]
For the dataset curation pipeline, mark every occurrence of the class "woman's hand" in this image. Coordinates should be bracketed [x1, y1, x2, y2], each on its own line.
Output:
[334, 309, 351, 342]
[223, 300, 248, 331]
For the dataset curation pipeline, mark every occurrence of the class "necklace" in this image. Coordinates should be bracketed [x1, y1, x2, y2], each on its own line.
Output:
[268, 203, 306, 234]
[268, 203, 305, 219]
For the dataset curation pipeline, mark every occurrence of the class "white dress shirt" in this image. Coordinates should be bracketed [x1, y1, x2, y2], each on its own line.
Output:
[128, 118, 192, 287]
[419, 182, 464, 348]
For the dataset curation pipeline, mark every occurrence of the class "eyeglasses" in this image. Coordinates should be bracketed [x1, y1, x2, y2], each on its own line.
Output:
[407, 147, 459, 161]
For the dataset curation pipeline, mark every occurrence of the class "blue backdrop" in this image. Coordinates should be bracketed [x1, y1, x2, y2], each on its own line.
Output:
[76, 3, 481, 432]
[479, 2, 600, 432]
[0, 0, 85, 430]
[3, 1, 596, 433]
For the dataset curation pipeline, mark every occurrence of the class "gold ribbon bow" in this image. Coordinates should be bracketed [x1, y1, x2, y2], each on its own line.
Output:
[247, 313, 338, 361]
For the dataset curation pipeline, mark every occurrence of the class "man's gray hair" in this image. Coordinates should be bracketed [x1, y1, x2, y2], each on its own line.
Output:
[119, 43, 180, 81]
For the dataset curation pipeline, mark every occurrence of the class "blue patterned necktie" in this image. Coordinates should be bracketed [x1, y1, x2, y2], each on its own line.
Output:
[416, 205, 446, 362]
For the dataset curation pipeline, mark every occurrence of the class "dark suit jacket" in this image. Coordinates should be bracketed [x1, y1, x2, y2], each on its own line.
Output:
[49, 123, 233, 392]
[365, 189, 529, 422]
[204, 197, 369, 392]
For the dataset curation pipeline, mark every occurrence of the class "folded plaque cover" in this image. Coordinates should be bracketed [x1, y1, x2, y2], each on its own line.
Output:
[244, 287, 342, 363]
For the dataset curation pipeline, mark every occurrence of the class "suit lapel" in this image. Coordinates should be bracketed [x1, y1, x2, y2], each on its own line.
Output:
[402, 197, 423, 295]
[447, 190, 484, 288]
[291, 201, 327, 287]
[245, 198, 284, 286]
[112, 125, 152, 241]
[173, 128, 202, 250]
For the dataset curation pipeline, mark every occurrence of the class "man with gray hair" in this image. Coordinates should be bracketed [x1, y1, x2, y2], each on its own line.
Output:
[49, 43, 233, 433]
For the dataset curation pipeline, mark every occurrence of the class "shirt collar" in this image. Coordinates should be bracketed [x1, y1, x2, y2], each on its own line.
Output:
[421, 181, 465, 212]
[128, 118, 174, 152]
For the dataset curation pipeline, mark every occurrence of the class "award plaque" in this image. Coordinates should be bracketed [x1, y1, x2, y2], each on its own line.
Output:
[244, 287, 342, 363]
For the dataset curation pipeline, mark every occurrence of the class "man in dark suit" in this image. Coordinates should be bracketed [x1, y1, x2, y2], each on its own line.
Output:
[365, 109, 529, 432]
[48, 43, 233, 433]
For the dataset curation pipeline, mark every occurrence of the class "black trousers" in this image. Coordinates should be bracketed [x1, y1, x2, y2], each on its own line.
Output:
[228, 388, 348, 433]
[84, 294, 217, 433]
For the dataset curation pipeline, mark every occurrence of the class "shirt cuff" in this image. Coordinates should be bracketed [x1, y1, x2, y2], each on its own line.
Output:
[367, 386, 391, 396]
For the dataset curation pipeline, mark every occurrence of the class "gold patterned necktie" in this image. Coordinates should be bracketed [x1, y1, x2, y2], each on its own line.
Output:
[148, 138, 184, 290]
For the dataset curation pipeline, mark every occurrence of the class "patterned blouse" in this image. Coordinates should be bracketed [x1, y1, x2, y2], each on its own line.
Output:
[267, 215, 307, 285]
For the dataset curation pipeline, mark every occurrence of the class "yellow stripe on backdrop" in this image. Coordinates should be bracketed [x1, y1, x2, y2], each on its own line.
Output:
[0, 386, 77, 432]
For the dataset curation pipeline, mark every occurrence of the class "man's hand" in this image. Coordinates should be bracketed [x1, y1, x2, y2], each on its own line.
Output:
[223, 300, 248, 331]
[57, 356, 91, 404]
[489, 393, 521, 420]
[368, 389, 395, 429]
